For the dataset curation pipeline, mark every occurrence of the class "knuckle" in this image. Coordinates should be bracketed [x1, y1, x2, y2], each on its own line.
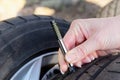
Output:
[71, 19, 90, 39]
[71, 19, 80, 28]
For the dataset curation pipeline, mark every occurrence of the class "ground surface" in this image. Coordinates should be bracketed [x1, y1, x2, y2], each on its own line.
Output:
[20, 0, 103, 21]
[0, 0, 112, 21]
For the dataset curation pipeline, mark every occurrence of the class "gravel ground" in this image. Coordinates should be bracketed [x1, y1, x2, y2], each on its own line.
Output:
[20, 1, 101, 21]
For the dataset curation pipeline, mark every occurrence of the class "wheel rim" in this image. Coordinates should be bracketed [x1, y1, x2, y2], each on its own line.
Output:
[10, 51, 60, 80]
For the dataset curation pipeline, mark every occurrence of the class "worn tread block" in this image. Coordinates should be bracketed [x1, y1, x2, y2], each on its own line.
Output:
[95, 56, 110, 67]
[3, 17, 26, 26]
[36, 15, 53, 20]
[78, 73, 90, 80]
[97, 0, 120, 18]
[0, 22, 13, 33]
[19, 15, 40, 21]
[87, 65, 100, 76]
[106, 55, 120, 72]
[36, 15, 66, 22]
[95, 69, 120, 80]
[0, 38, 5, 49]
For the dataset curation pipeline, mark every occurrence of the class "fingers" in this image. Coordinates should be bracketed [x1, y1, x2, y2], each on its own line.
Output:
[74, 61, 82, 68]
[59, 20, 86, 73]
[82, 56, 91, 63]
[65, 35, 100, 64]
[63, 20, 86, 50]
[97, 50, 108, 56]
[58, 49, 68, 73]
[88, 54, 95, 61]
[75, 54, 95, 67]
[58, 17, 120, 74]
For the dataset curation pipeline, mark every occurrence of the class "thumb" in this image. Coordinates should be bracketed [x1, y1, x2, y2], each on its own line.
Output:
[65, 36, 100, 63]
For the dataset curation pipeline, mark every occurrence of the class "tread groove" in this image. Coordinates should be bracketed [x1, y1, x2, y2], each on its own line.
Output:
[85, 71, 92, 77]
[107, 70, 120, 74]
[114, 0, 118, 16]
[89, 55, 119, 80]
[3, 21, 15, 26]
[107, 1, 112, 17]
[116, 62, 120, 64]
[75, 57, 106, 80]
[33, 15, 41, 19]
[18, 16, 27, 22]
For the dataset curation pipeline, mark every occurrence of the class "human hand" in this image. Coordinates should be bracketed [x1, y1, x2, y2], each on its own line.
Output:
[58, 16, 120, 74]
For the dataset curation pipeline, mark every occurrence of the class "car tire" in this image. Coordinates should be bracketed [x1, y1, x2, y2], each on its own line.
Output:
[97, 0, 120, 18]
[0, 15, 120, 80]
[0, 15, 69, 80]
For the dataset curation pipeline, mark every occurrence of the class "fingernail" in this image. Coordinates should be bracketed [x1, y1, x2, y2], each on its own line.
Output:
[83, 57, 91, 63]
[87, 57, 91, 62]
[60, 69, 64, 75]
[70, 63, 73, 66]
[91, 56, 95, 60]
[77, 63, 82, 68]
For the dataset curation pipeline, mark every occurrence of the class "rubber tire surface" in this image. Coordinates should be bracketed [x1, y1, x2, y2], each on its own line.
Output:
[0, 15, 69, 80]
[51, 54, 120, 80]
[97, 0, 120, 17]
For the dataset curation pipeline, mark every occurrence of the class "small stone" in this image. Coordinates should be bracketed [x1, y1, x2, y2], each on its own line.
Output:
[34, 6, 55, 16]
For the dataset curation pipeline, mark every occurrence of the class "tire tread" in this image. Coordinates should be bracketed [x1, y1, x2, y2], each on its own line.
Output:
[97, 0, 120, 18]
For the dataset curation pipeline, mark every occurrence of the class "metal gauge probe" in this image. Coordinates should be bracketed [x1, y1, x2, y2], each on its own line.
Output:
[51, 20, 75, 73]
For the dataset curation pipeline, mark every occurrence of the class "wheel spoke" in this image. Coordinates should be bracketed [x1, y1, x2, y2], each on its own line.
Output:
[10, 52, 57, 80]
[23, 57, 43, 80]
